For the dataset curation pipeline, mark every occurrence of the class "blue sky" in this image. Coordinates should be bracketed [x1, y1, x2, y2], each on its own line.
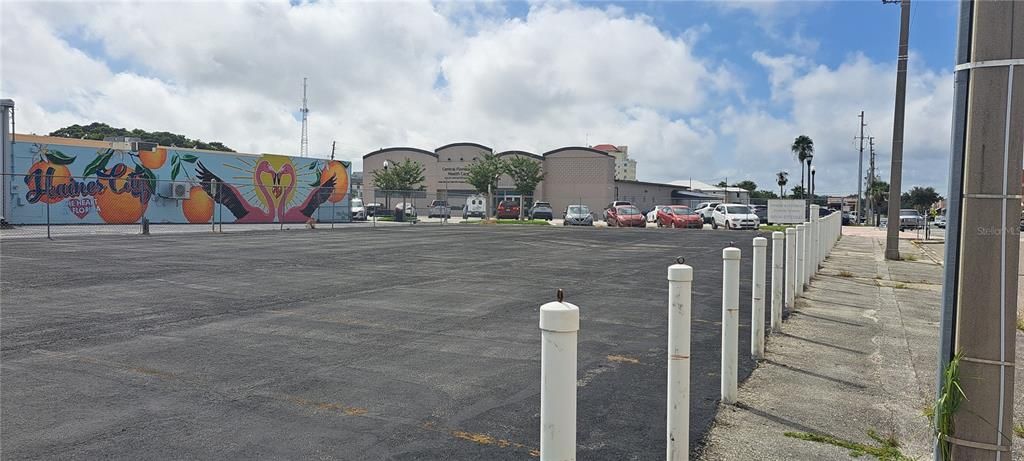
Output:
[2, 0, 961, 194]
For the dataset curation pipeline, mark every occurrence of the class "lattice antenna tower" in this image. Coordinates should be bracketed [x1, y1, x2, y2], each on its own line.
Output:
[300, 77, 309, 157]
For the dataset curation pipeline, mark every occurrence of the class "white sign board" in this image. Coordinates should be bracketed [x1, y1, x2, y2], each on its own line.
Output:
[768, 199, 806, 224]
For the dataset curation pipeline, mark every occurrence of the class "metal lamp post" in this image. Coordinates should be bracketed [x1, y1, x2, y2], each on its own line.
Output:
[810, 166, 816, 199]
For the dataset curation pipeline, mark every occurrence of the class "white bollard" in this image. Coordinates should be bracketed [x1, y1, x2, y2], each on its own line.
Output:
[771, 231, 784, 333]
[721, 247, 740, 404]
[795, 224, 805, 295]
[809, 205, 819, 274]
[667, 263, 693, 461]
[751, 237, 767, 360]
[540, 299, 580, 461]
[785, 227, 797, 309]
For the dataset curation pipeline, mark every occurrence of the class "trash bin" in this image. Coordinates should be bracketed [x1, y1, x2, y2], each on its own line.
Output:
[395, 206, 405, 222]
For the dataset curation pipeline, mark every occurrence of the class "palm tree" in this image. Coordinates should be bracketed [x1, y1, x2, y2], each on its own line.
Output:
[791, 135, 814, 198]
[776, 171, 789, 197]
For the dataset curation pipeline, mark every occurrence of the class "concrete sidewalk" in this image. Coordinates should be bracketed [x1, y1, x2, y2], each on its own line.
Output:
[699, 230, 994, 460]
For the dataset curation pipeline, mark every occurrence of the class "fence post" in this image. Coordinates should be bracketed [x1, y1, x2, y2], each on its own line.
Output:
[721, 247, 740, 404]
[540, 296, 579, 461]
[795, 224, 805, 295]
[752, 237, 767, 360]
[809, 205, 819, 275]
[785, 227, 796, 310]
[46, 192, 51, 240]
[667, 263, 693, 461]
[771, 231, 784, 333]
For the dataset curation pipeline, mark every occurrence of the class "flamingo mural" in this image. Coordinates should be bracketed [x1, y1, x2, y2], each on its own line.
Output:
[195, 156, 338, 223]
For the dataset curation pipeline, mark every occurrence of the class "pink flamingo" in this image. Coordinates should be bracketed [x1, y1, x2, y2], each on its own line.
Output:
[279, 163, 336, 223]
[195, 161, 275, 223]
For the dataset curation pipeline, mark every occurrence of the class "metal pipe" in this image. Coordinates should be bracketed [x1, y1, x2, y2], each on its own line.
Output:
[721, 247, 740, 404]
[771, 231, 784, 333]
[540, 299, 579, 461]
[752, 237, 767, 360]
[667, 263, 693, 461]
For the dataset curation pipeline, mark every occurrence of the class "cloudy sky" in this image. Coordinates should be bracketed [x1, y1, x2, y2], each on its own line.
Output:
[1, 0, 959, 195]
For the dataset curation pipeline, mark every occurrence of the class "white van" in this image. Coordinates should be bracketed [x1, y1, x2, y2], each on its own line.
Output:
[465, 194, 486, 218]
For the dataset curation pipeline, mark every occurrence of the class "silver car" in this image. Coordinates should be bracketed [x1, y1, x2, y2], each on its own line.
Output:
[898, 209, 924, 230]
[563, 204, 594, 226]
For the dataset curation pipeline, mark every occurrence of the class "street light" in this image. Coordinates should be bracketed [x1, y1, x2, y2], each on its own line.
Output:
[810, 166, 816, 198]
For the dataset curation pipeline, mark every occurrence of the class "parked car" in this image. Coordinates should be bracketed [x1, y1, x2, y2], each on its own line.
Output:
[608, 200, 633, 208]
[606, 205, 646, 227]
[751, 204, 768, 224]
[496, 200, 521, 219]
[842, 211, 853, 226]
[465, 194, 486, 218]
[694, 202, 721, 223]
[529, 201, 554, 220]
[656, 206, 703, 228]
[351, 198, 367, 221]
[934, 215, 946, 228]
[712, 204, 760, 230]
[898, 209, 925, 231]
[563, 205, 594, 226]
[394, 202, 416, 219]
[645, 207, 660, 223]
[366, 202, 384, 217]
[427, 200, 451, 219]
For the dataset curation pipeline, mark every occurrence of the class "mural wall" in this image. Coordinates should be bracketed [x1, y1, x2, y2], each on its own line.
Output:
[7, 136, 351, 225]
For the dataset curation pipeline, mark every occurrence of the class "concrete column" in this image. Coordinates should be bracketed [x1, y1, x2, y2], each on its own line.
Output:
[667, 263, 693, 461]
[0, 99, 12, 221]
[540, 300, 580, 461]
[795, 224, 805, 295]
[937, 1, 1023, 458]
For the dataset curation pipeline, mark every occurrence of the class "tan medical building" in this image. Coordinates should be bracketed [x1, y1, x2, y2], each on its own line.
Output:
[362, 142, 722, 216]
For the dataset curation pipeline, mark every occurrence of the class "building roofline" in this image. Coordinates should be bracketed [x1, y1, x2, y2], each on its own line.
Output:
[363, 147, 439, 159]
[496, 150, 542, 160]
[435, 142, 493, 153]
[542, 146, 614, 158]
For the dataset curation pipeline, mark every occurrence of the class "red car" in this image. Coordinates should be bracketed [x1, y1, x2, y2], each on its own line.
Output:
[656, 205, 703, 228]
[606, 205, 646, 227]
[496, 200, 521, 219]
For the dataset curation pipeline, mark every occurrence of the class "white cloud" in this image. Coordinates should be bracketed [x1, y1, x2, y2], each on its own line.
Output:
[0, 1, 952, 196]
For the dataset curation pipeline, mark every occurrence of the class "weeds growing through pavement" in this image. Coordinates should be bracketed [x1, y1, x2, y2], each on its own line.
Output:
[838, 271, 854, 278]
[933, 351, 965, 461]
[1014, 423, 1024, 439]
[1017, 317, 1024, 333]
[784, 429, 910, 460]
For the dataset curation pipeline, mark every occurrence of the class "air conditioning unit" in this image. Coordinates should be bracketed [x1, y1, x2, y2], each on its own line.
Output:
[169, 182, 190, 199]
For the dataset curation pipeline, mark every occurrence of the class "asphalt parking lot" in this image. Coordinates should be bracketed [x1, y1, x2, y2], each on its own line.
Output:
[1, 225, 768, 459]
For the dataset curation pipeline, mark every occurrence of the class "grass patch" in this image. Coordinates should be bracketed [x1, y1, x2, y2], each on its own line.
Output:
[784, 429, 910, 460]
[893, 283, 908, 289]
[934, 351, 965, 461]
[495, 219, 551, 225]
[1017, 317, 1024, 333]
[838, 270, 854, 278]
[760, 225, 792, 232]
[1015, 424, 1024, 439]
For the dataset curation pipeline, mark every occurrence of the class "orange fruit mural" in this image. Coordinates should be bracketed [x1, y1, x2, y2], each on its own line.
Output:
[95, 164, 149, 224]
[139, 147, 167, 169]
[182, 186, 214, 223]
[320, 160, 349, 203]
[26, 160, 72, 203]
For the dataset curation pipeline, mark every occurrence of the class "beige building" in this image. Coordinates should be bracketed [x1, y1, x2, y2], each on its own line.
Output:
[592, 144, 637, 181]
[362, 142, 721, 217]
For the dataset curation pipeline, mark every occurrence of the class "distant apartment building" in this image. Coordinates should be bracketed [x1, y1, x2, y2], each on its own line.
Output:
[351, 171, 363, 198]
[592, 144, 637, 181]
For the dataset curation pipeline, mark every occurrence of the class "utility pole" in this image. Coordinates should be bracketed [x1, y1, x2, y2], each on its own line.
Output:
[936, 1, 1022, 460]
[868, 137, 876, 225]
[300, 77, 309, 157]
[857, 111, 866, 223]
[883, 0, 910, 260]
[330, 140, 336, 161]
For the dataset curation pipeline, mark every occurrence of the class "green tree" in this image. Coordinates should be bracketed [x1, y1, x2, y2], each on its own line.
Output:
[776, 171, 789, 197]
[791, 135, 814, 197]
[716, 180, 728, 188]
[49, 122, 235, 152]
[733, 180, 757, 192]
[506, 157, 543, 195]
[750, 190, 779, 199]
[789, 185, 806, 199]
[901, 186, 941, 214]
[465, 154, 506, 194]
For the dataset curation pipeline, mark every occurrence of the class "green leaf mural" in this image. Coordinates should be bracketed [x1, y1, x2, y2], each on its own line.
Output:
[45, 150, 76, 165]
[83, 149, 115, 177]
